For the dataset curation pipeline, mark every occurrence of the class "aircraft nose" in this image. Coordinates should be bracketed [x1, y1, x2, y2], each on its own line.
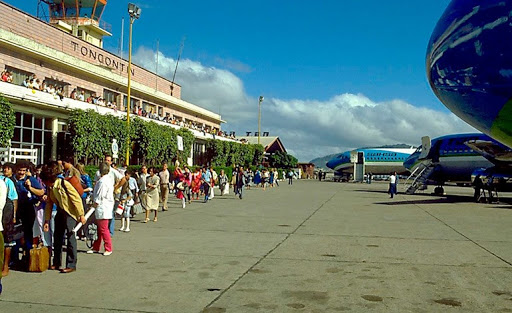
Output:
[427, 0, 512, 135]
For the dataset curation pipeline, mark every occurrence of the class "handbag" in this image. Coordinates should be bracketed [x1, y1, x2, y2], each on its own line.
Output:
[63, 176, 85, 196]
[29, 243, 50, 272]
[131, 202, 144, 215]
[176, 181, 185, 191]
[115, 203, 125, 215]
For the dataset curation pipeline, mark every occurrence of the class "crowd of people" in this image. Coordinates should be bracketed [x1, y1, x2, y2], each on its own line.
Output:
[1, 69, 236, 140]
[0, 155, 292, 295]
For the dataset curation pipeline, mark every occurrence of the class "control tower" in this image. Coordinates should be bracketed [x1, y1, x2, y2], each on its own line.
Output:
[43, 0, 111, 48]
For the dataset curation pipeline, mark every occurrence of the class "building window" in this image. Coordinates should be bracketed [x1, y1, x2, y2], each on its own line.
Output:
[44, 77, 68, 90]
[124, 96, 139, 111]
[5, 66, 32, 86]
[76, 87, 95, 100]
[103, 89, 119, 106]
[12, 112, 53, 164]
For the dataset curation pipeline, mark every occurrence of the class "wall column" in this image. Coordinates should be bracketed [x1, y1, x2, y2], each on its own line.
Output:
[51, 118, 58, 160]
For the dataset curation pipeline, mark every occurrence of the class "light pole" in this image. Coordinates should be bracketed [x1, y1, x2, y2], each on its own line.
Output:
[258, 96, 264, 145]
[125, 3, 141, 166]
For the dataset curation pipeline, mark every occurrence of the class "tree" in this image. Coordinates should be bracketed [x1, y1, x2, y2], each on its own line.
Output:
[268, 151, 298, 168]
[0, 94, 15, 147]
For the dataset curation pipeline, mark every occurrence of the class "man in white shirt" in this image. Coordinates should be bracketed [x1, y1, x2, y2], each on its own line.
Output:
[389, 173, 397, 198]
[159, 163, 170, 211]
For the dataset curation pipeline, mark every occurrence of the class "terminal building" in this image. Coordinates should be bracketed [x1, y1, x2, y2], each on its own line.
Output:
[0, 0, 234, 164]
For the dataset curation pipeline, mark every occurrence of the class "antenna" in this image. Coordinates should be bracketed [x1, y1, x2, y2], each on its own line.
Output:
[171, 37, 185, 97]
[119, 17, 124, 59]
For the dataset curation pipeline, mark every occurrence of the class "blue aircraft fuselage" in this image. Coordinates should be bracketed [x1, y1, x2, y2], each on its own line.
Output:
[404, 133, 496, 183]
[427, 0, 512, 149]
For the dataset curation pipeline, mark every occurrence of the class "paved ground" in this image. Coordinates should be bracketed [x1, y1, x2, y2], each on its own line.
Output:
[1, 180, 512, 312]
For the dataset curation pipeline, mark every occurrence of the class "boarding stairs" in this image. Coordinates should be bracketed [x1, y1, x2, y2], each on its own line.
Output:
[404, 160, 437, 194]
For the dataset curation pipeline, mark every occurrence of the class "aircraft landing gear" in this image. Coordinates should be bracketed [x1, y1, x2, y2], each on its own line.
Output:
[434, 186, 445, 196]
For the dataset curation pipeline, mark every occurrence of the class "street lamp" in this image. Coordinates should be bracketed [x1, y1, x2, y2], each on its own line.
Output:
[258, 96, 264, 145]
[125, 3, 141, 166]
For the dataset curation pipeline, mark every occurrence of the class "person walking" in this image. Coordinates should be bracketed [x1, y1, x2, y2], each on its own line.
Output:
[273, 169, 280, 187]
[137, 165, 148, 216]
[144, 167, 160, 222]
[159, 163, 170, 211]
[119, 172, 134, 232]
[235, 167, 245, 199]
[191, 168, 201, 200]
[201, 167, 211, 203]
[218, 170, 228, 196]
[174, 167, 186, 209]
[183, 167, 192, 204]
[287, 169, 294, 185]
[89, 163, 114, 255]
[41, 162, 86, 273]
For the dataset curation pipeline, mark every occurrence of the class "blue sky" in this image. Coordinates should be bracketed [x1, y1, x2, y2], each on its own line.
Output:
[6, 1, 475, 162]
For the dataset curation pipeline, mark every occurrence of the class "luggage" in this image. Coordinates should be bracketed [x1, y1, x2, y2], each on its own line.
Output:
[29, 243, 50, 272]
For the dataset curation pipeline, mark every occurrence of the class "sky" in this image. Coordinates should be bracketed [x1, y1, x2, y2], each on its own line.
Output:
[6, 0, 476, 162]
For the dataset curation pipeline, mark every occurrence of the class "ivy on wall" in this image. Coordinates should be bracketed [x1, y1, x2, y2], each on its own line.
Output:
[68, 109, 263, 167]
[0, 94, 15, 147]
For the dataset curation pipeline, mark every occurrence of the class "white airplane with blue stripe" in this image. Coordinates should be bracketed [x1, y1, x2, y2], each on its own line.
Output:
[326, 146, 416, 175]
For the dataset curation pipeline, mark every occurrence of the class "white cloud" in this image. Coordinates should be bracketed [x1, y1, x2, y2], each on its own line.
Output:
[133, 47, 476, 162]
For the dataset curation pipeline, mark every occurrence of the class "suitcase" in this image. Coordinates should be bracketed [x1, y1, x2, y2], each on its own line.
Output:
[29, 243, 50, 272]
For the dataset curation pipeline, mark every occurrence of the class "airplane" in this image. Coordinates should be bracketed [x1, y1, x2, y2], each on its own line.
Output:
[326, 145, 416, 179]
[403, 133, 512, 195]
[427, 0, 512, 155]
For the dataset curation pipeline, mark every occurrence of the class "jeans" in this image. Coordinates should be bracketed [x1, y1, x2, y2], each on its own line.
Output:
[109, 201, 118, 236]
[93, 219, 112, 252]
[238, 185, 244, 199]
[53, 209, 78, 269]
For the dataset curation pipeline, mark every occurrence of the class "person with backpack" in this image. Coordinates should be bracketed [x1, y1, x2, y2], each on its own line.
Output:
[41, 162, 86, 273]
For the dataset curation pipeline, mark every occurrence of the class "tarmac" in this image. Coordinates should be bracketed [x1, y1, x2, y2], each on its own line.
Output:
[0, 179, 512, 312]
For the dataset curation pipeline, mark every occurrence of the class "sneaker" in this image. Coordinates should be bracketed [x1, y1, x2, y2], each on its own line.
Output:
[119, 227, 125, 231]
[124, 228, 130, 232]
[86, 250, 99, 254]
[103, 251, 113, 256]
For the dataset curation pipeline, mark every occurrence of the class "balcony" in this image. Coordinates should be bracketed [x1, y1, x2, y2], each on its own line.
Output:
[0, 81, 235, 142]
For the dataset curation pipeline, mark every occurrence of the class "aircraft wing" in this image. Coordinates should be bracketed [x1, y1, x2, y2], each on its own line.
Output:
[464, 140, 512, 164]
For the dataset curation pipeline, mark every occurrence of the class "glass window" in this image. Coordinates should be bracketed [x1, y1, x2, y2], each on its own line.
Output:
[22, 129, 32, 143]
[44, 118, 53, 130]
[103, 89, 119, 104]
[13, 128, 20, 142]
[23, 113, 33, 128]
[15, 112, 21, 126]
[5, 66, 32, 86]
[34, 130, 43, 144]
[34, 117, 43, 129]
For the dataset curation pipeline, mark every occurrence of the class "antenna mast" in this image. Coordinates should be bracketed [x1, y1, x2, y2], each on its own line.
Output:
[171, 37, 185, 97]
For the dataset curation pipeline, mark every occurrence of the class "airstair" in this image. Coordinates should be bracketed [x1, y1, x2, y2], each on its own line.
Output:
[404, 159, 437, 194]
